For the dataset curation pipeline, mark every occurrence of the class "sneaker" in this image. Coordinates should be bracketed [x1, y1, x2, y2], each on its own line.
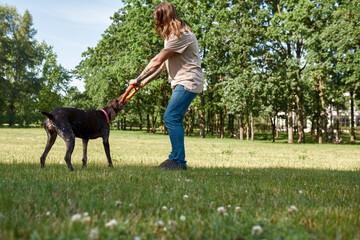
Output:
[157, 159, 172, 168]
[163, 160, 187, 171]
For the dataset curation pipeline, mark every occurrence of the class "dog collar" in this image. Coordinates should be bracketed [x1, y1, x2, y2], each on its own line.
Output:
[100, 109, 110, 124]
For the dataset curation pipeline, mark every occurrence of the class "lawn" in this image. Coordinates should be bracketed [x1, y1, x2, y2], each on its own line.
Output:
[0, 128, 359, 239]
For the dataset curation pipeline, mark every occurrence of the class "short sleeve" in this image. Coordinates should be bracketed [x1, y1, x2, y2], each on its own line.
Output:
[164, 32, 194, 54]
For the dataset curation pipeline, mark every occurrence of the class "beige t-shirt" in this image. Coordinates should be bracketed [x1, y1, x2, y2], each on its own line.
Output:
[164, 30, 204, 93]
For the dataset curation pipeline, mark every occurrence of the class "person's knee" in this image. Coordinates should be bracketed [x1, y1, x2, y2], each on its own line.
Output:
[164, 112, 182, 128]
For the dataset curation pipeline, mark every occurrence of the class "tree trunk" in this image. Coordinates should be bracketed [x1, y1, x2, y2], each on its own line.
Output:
[220, 108, 226, 139]
[250, 113, 254, 141]
[330, 105, 334, 142]
[199, 93, 206, 138]
[296, 70, 305, 143]
[147, 114, 150, 133]
[287, 97, 294, 143]
[246, 118, 249, 141]
[275, 115, 279, 140]
[139, 113, 143, 131]
[151, 114, 157, 133]
[350, 91, 356, 144]
[270, 114, 276, 143]
[315, 78, 322, 144]
[319, 77, 328, 143]
[336, 105, 340, 142]
[237, 115, 244, 140]
[228, 114, 235, 138]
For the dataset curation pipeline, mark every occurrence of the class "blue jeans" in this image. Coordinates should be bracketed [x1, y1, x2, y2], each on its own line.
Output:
[164, 85, 198, 168]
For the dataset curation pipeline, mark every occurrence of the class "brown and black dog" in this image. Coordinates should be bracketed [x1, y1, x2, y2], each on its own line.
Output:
[37, 95, 128, 171]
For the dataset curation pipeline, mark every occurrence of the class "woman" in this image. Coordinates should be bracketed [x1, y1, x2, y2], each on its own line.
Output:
[129, 2, 204, 170]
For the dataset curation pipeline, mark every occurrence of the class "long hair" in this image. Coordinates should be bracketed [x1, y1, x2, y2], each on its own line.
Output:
[153, 2, 191, 40]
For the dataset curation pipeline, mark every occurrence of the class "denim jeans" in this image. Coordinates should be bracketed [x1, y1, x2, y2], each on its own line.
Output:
[164, 85, 198, 168]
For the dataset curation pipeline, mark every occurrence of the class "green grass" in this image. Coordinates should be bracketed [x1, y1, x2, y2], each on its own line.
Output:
[0, 128, 359, 239]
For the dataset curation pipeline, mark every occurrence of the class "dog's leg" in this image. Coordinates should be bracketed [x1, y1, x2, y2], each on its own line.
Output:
[82, 139, 89, 168]
[102, 137, 113, 168]
[63, 135, 75, 171]
[40, 130, 57, 168]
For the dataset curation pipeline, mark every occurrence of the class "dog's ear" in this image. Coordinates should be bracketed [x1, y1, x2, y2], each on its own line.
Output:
[108, 107, 117, 120]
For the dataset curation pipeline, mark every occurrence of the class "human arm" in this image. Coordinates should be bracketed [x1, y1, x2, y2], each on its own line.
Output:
[129, 49, 174, 87]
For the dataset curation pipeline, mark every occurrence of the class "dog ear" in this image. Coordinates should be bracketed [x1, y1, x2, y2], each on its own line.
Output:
[108, 107, 117, 120]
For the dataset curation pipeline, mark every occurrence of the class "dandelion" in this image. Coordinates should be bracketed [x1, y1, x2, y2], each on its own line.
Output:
[170, 207, 174, 211]
[183, 195, 189, 200]
[227, 205, 231, 208]
[298, 190, 303, 194]
[129, 203, 134, 208]
[83, 212, 89, 217]
[71, 213, 82, 223]
[156, 220, 165, 227]
[105, 219, 118, 228]
[134, 236, 141, 240]
[46, 211, 51, 216]
[235, 206, 242, 213]
[88, 227, 99, 240]
[288, 205, 298, 215]
[251, 225, 263, 236]
[162, 206, 168, 211]
[115, 200, 122, 207]
[82, 215, 91, 224]
[217, 206, 226, 215]
[180, 215, 186, 221]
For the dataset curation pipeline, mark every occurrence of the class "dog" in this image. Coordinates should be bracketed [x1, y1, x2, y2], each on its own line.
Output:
[36, 95, 128, 171]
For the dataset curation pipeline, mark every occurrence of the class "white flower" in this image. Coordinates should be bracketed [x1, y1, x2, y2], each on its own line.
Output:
[299, 190, 303, 194]
[226, 172, 230, 176]
[217, 206, 226, 215]
[156, 220, 165, 227]
[235, 206, 242, 213]
[105, 219, 118, 228]
[170, 207, 174, 211]
[134, 236, 141, 240]
[46, 211, 51, 216]
[82, 215, 91, 224]
[60, 161, 63, 164]
[71, 213, 82, 223]
[288, 205, 298, 214]
[88, 227, 99, 240]
[180, 215, 186, 221]
[83, 212, 89, 217]
[115, 200, 122, 207]
[129, 203, 134, 208]
[183, 195, 189, 200]
[162, 206, 168, 211]
[227, 205, 231, 208]
[251, 225, 263, 236]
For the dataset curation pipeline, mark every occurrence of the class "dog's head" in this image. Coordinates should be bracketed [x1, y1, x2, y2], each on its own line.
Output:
[104, 95, 128, 120]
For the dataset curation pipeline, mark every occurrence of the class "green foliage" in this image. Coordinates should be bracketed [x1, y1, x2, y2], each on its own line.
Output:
[0, 4, 71, 126]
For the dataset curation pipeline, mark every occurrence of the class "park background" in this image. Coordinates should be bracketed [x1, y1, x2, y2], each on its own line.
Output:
[0, 0, 359, 239]
[1, 0, 359, 144]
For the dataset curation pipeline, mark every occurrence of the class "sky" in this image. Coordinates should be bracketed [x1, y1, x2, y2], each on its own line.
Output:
[5, 0, 124, 92]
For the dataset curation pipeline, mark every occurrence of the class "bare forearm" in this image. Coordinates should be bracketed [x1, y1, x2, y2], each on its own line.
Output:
[141, 64, 165, 86]
[136, 61, 162, 83]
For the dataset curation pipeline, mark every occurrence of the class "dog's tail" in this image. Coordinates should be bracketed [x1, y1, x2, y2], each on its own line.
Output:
[35, 110, 53, 119]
